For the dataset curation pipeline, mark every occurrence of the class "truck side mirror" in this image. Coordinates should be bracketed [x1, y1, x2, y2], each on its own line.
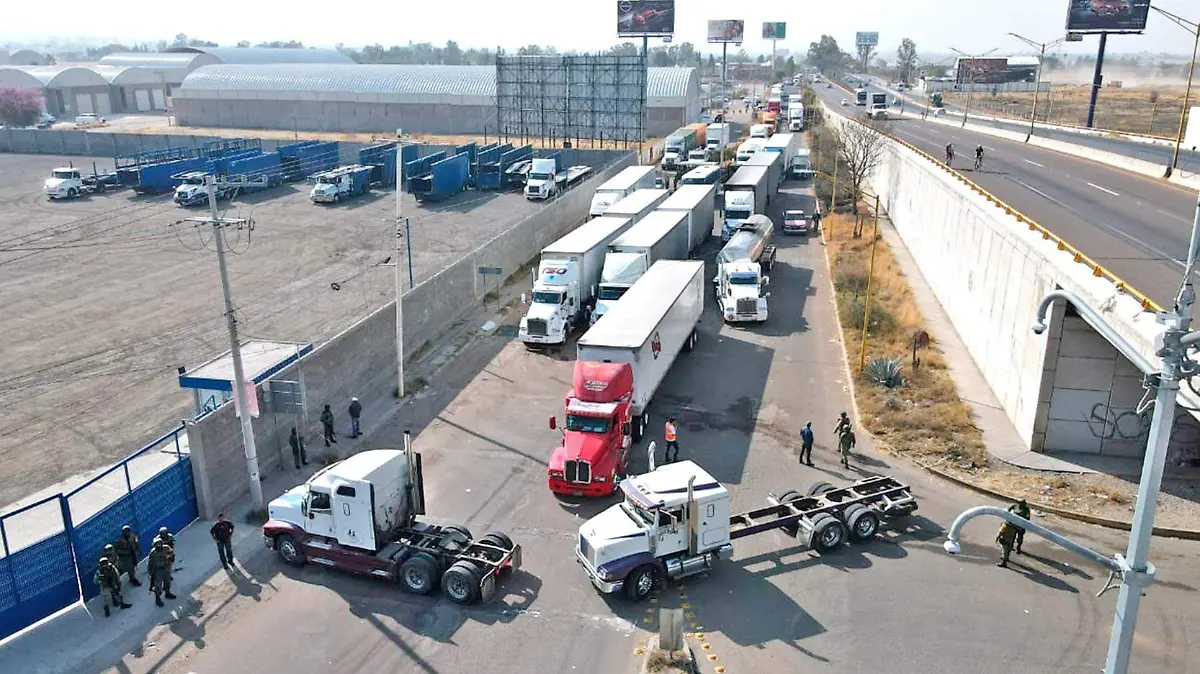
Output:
[549, 416, 557, 430]
[622, 422, 631, 435]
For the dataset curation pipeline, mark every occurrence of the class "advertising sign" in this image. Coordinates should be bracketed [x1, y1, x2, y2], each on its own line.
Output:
[708, 20, 745, 44]
[1064, 0, 1151, 34]
[955, 57, 1008, 85]
[617, 1, 676, 37]
[762, 22, 786, 40]
[856, 31, 880, 47]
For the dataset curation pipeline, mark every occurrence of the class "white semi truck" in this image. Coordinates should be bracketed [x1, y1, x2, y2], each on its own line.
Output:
[721, 166, 770, 240]
[705, 123, 731, 161]
[762, 133, 798, 179]
[657, 183, 717, 253]
[519, 216, 634, 347]
[715, 214, 776, 323]
[576, 461, 918, 600]
[791, 148, 814, 180]
[588, 165, 657, 218]
[591, 210, 691, 325]
[576, 260, 705, 440]
[263, 433, 522, 604]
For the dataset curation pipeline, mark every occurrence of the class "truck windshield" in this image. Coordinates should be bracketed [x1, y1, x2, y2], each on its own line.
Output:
[316, 176, 334, 184]
[621, 498, 656, 526]
[729, 272, 759, 285]
[52, 170, 75, 179]
[597, 286, 628, 301]
[566, 414, 612, 433]
[725, 209, 751, 221]
[532, 290, 564, 304]
[529, 172, 551, 181]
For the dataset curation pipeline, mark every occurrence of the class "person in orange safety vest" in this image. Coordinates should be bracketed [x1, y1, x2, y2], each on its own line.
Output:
[664, 418, 680, 464]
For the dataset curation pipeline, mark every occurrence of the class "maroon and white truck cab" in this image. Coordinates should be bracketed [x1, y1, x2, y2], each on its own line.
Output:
[548, 361, 634, 497]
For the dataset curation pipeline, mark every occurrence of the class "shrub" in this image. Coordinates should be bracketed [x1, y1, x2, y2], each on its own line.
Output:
[0, 87, 44, 127]
[838, 291, 898, 335]
[865, 357, 905, 389]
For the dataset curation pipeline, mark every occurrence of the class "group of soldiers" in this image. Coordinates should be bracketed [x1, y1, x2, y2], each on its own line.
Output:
[796, 412, 858, 468]
[93, 525, 178, 617]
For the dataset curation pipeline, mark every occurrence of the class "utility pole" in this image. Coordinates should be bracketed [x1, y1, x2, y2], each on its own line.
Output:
[188, 176, 262, 510]
[1153, 6, 1198, 178]
[394, 164, 406, 400]
[1008, 34, 1065, 143]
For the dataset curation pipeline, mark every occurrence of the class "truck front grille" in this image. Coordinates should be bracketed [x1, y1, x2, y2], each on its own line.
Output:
[527, 319, 547, 336]
[737, 298, 758, 314]
[565, 460, 592, 484]
[579, 534, 592, 565]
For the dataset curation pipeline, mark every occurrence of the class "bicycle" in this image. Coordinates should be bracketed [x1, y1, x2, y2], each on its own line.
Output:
[974, 154, 984, 171]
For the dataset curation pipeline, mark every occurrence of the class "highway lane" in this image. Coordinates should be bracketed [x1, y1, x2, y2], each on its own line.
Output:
[850, 74, 1200, 175]
[814, 82, 1199, 311]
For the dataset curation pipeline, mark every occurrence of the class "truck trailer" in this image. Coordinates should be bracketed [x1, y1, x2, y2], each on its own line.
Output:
[705, 123, 731, 161]
[548, 260, 705, 496]
[762, 133, 798, 179]
[661, 127, 699, 171]
[721, 166, 770, 240]
[576, 461, 917, 599]
[311, 165, 374, 203]
[591, 210, 691, 325]
[715, 214, 777, 323]
[263, 433, 521, 604]
[519, 216, 634, 347]
[656, 182, 717, 252]
[599, 188, 670, 228]
[588, 165, 657, 218]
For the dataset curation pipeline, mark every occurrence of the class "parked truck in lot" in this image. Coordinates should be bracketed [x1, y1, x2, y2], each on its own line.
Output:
[525, 153, 592, 200]
[715, 214, 776, 323]
[42, 164, 120, 199]
[591, 210, 691, 325]
[657, 183, 717, 252]
[576, 461, 918, 599]
[311, 165, 374, 203]
[662, 125, 705, 171]
[721, 165, 770, 240]
[589, 165, 657, 218]
[519, 216, 634, 347]
[263, 434, 521, 604]
[548, 260, 705, 496]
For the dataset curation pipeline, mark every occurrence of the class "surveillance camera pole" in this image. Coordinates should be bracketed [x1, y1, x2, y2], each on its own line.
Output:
[944, 192, 1200, 674]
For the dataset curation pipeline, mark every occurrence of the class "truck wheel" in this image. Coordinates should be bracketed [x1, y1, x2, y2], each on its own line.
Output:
[67, 188, 78, 198]
[441, 560, 483, 604]
[806, 481, 835, 496]
[624, 565, 656, 601]
[276, 535, 305, 567]
[808, 514, 847, 553]
[480, 532, 514, 551]
[444, 525, 473, 542]
[398, 553, 439, 595]
[777, 489, 802, 505]
[844, 504, 880, 542]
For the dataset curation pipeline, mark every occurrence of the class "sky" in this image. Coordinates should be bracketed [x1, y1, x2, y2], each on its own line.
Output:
[2, 0, 1197, 58]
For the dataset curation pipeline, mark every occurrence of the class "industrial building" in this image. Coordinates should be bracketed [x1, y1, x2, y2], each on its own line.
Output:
[172, 64, 700, 137]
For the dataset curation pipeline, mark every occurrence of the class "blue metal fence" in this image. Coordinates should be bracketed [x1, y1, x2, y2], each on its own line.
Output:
[0, 425, 197, 640]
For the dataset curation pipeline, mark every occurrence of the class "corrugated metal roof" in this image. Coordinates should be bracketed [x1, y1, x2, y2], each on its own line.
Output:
[168, 47, 353, 65]
[0, 65, 106, 88]
[177, 64, 696, 101]
[99, 52, 210, 68]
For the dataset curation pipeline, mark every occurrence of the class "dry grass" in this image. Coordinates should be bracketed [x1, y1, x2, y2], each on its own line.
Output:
[824, 213, 988, 468]
[644, 649, 693, 673]
[943, 84, 1192, 138]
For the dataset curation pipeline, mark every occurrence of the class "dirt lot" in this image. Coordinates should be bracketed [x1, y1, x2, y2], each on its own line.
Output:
[0, 153, 551, 507]
[944, 84, 1192, 138]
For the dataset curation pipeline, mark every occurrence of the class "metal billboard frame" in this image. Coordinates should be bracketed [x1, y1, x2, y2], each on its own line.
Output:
[856, 31, 880, 47]
[617, 0, 676, 38]
[708, 20, 745, 44]
[1063, 0, 1151, 35]
[762, 22, 787, 40]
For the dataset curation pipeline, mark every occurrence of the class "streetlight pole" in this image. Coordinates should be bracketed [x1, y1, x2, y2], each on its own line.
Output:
[394, 161, 406, 400]
[945, 191, 1200, 674]
[1008, 33, 1065, 143]
[1154, 6, 1199, 178]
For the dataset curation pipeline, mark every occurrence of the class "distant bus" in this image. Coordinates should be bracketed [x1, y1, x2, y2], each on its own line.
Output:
[681, 164, 723, 186]
[855, 89, 868, 106]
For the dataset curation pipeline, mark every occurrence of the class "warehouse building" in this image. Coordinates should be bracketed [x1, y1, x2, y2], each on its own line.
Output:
[172, 64, 700, 137]
[0, 65, 173, 116]
[98, 47, 353, 90]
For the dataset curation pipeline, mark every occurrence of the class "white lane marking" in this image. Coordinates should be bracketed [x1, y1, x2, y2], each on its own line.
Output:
[1024, 159, 1044, 167]
[1010, 177, 1057, 202]
[1088, 182, 1120, 197]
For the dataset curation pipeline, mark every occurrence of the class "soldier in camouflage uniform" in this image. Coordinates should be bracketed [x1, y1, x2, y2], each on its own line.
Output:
[153, 526, 176, 550]
[1008, 499, 1031, 555]
[93, 554, 130, 617]
[996, 520, 1018, 568]
[113, 524, 142, 586]
[147, 538, 177, 606]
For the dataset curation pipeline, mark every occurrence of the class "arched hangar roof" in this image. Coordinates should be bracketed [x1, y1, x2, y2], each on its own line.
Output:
[166, 46, 353, 65]
[0, 65, 107, 88]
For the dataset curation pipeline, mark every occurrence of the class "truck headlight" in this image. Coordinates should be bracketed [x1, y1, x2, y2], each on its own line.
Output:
[595, 565, 619, 581]
[549, 470, 564, 479]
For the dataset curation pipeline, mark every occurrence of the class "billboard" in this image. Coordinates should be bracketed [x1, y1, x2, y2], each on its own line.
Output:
[708, 20, 745, 44]
[856, 31, 879, 47]
[762, 22, 786, 40]
[955, 57, 1008, 85]
[617, 1, 676, 37]
[1064, 0, 1151, 34]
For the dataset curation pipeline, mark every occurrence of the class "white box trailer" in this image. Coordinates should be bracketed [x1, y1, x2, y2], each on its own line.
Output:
[609, 210, 691, 264]
[722, 165, 770, 240]
[657, 183, 717, 252]
[763, 133, 798, 178]
[577, 260, 705, 430]
[589, 165, 658, 218]
[743, 150, 783, 192]
[603, 188, 671, 225]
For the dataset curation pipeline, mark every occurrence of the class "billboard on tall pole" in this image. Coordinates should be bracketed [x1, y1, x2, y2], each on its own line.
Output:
[617, 1, 676, 37]
[1064, 0, 1151, 34]
[707, 20, 745, 43]
[762, 22, 786, 40]
[855, 31, 880, 47]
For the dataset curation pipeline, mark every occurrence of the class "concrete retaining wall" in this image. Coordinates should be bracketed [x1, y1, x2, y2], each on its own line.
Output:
[183, 152, 636, 518]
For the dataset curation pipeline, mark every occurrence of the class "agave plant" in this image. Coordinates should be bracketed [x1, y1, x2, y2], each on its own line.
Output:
[865, 357, 905, 389]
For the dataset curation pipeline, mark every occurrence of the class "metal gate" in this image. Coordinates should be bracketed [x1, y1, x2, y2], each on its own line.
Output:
[0, 496, 80, 641]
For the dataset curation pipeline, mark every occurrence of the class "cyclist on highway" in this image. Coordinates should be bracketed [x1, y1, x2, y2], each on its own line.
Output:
[974, 145, 985, 170]
[945, 143, 954, 165]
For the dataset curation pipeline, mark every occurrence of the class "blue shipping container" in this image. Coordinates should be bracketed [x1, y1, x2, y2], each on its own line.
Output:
[414, 152, 469, 202]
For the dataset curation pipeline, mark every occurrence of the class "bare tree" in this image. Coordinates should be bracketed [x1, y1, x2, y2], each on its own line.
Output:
[896, 38, 918, 84]
[836, 119, 889, 219]
[855, 44, 877, 73]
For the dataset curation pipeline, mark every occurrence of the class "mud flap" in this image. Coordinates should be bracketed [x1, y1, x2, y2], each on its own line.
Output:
[480, 572, 497, 603]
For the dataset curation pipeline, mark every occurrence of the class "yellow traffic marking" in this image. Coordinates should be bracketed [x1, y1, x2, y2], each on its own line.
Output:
[714, 667, 726, 673]
[692, 632, 705, 640]
[701, 643, 712, 650]
[634, 647, 645, 656]
[707, 654, 720, 662]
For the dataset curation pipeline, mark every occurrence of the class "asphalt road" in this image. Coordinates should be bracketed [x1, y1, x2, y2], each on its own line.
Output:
[850, 75, 1200, 175]
[814, 81, 1199, 312]
[94, 134, 1200, 673]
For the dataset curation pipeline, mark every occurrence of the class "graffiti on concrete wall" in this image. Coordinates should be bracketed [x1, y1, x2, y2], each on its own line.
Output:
[1085, 402, 1200, 466]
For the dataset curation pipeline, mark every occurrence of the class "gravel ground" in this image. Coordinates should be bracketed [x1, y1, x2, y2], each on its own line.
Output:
[0, 152, 546, 507]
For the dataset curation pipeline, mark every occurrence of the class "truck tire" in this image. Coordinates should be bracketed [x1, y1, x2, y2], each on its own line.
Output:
[276, 535, 305, 567]
[398, 552, 439, 595]
[480, 532, 514, 551]
[777, 490, 803, 535]
[441, 560, 483, 604]
[444, 525, 473, 542]
[808, 513, 847, 553]
[67, 188, 78, 198]
[806, 481, 835, 497]
[844, 504, 880, 542]
[624, 565, 656, 601]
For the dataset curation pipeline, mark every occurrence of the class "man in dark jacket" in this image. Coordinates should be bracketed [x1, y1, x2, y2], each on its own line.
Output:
[799, 422, 815, 466]
[210, 513, 235, 569]
[348, 397, 362, 438]
[321, 404, 337, 447]
[113, 524, 142, 586]
[289, 427, 308, 469]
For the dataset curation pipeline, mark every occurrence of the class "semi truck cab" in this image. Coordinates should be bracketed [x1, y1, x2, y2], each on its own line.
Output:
[591, 252, 649, 325]
[519, 260, 584, 346]
[722, 190, 755, 240]
[43, 168, 85, 199]
[548, 361, 634, 496]
[717, 261, 770, 322]
[525, 158, 560, 200]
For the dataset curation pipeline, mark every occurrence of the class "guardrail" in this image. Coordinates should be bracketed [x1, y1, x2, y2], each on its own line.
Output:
[814, 89, 1163, 313]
